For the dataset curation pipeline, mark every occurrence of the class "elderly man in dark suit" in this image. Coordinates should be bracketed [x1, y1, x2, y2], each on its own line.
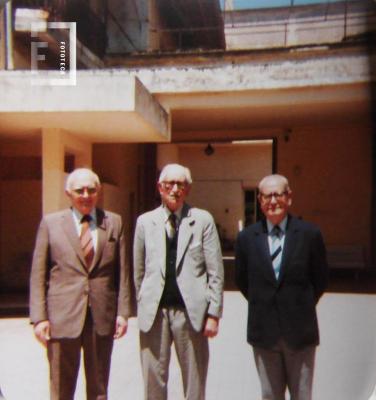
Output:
[29, 167, 131, 400]
[235, 174, 328, 400]
[133, 163, 224, 400]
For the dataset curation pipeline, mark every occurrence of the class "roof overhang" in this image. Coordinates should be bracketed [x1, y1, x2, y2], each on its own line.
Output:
[0, 72, 169, 142]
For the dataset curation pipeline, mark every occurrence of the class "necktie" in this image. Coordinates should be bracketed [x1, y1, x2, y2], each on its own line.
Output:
[168, 213, 177, 239]
[270, 225, 282, 278]
[80, 215, 94, 268]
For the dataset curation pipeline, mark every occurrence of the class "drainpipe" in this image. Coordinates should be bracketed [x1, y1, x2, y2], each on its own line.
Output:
[5, 0, 14, 69]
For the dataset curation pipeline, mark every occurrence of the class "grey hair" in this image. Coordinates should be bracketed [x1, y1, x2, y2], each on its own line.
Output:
[258, 174, 290, 192]
[158, 163, 193, 184]
[65, 168, 101, 192]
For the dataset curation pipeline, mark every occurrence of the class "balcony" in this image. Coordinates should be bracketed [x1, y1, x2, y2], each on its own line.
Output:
[223, 0, 376, 50]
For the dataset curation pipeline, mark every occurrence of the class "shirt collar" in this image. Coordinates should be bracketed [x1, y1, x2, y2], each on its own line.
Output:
[72, 207, 97, 225]
[267, 216, 288, 234]
[162, 205, 182, 223]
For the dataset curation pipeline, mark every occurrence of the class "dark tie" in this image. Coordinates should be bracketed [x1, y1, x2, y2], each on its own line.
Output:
[168, 213, 177, 238]
[80, 215, 94, 268]
[270, 225, 282, 278]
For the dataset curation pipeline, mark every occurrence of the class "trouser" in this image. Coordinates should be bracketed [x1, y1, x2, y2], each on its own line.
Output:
[140, 307, 209, 400]
[47, 310, 114, 400]
[253, 340, 316, 400]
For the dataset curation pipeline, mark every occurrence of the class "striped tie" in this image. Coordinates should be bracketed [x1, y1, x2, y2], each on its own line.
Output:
[271, 225, 282, 278]
[80, 215, 94, 268]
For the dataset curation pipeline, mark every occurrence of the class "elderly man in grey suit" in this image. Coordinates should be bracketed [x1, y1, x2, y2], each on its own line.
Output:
[29, 168, 131, 400]
[133, 163, 224, 400]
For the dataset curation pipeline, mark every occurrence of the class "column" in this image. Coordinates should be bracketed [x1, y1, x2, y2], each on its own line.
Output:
[42, 128, 92, 214]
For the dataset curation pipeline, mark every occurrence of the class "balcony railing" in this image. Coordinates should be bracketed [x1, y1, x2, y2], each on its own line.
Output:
[223, 0, 376, 50]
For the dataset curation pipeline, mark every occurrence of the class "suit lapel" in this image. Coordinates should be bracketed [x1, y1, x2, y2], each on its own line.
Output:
[90, 208, 109, 272]
[176, 204, 194, 269]
[61, 209, 87, 271]
[153, 207, 167, 277]
[278, 215, 298, 282]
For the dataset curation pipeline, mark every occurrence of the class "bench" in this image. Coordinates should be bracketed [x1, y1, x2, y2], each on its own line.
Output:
[326, 245, 367, 278]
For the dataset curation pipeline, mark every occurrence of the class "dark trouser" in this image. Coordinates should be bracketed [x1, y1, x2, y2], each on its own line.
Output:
[253, 340, 316, 400]
[47, 310, 114, 400]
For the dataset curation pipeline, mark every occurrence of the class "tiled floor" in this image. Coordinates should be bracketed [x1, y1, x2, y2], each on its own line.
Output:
[0, 291, 376, 400]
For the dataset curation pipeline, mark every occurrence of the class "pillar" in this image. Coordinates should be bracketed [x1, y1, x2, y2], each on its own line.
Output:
[42, 128, 92, 214]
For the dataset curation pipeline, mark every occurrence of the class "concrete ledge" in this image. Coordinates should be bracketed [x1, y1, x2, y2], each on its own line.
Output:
[0, 72, 169, 142]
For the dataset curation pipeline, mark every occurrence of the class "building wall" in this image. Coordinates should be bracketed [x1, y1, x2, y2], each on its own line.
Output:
[93, 143, 141, 258]
[171, 124, 372, 262]
[0, 139, 42, 290]
[0, 124, 372, 292]
[0, 180, 41, 291]
[0, 140, 141, 291]
[225, 5, 375, 50]
[178, 142, 273, 242]
[278, 124, 372, 256]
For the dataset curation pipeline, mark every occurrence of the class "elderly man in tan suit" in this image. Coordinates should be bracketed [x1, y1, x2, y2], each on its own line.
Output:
[29, 168, 131, 400]
[133, 163, 224, 400]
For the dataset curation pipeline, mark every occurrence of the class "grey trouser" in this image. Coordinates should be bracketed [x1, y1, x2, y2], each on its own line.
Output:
[140, 307, 209, 400]
[253, 340, 316, 400]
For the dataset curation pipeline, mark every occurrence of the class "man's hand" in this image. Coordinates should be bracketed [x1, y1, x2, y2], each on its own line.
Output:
[114, 315, 128, 339]
[34, 320, 51, 347]
[203, 316, 219, 338]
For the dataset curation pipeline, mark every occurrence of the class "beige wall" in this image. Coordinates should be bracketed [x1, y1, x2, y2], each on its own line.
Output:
[165, 125, 372, 260]
[277, 124, 372, 257]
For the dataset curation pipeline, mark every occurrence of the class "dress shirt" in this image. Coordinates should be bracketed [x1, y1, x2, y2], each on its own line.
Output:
[71, 208, 98, 251]
[266, 217, 287, 254]
[163, 206, 182, 237]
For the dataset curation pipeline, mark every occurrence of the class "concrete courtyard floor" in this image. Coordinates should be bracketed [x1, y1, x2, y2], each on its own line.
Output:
[0, 291, 376, 400]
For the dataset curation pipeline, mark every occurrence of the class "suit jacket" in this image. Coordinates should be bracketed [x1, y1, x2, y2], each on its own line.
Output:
[133, 203, 224, 333]
[29, 208, 131, 338]
[235, 215, 328, 350]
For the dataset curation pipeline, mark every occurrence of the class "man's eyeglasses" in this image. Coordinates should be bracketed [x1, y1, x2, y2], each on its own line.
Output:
[73, 187, 98, 196]
[259, 191, 288, 202]
[162, 181, 187, 190]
